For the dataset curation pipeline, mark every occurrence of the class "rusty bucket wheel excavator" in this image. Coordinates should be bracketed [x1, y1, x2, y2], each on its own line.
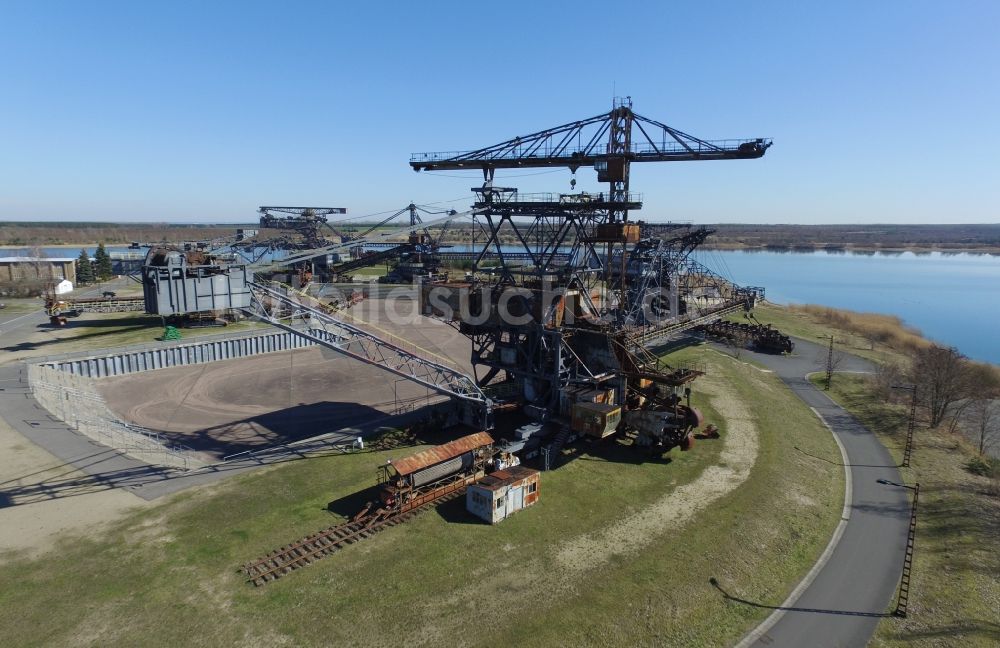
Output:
[411, 98, 775, 459]
[134, 100, 781, 582]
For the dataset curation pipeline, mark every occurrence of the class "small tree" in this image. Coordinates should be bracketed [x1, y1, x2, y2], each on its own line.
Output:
[75, 248, 94, 285]
[94, 242, 114, 280]
[944, 364, 999, 435]
[909, 345, 973, 428]
[966, 398, 1000, 456]
[872, 361, 906, 401]
[29, 245, 52, 282]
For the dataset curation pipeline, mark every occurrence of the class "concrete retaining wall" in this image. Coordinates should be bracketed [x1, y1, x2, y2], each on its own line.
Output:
[33, 328, 319, 378]
[28, 364, 202, 470]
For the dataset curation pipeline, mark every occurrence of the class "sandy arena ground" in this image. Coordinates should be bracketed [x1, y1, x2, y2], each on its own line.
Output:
[98, 298, 476, 459]
[1, 294, 764, 571]
[1, 297, 473, 556]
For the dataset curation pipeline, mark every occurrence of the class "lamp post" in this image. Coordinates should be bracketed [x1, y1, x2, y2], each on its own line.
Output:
[819, 334, 835, 390]
[878, 478, 920, 618]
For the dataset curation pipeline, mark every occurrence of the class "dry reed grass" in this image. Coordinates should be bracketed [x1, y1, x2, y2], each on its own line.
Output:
[789, 304, 930, 353]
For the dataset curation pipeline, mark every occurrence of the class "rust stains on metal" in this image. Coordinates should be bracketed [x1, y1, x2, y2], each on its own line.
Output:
[473, 465, 539, 491]
[388, 431, 493, 477]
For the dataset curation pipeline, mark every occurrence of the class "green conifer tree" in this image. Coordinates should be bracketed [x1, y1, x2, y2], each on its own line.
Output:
[94, 243, 114, 280]
[75, 248, 94, 285]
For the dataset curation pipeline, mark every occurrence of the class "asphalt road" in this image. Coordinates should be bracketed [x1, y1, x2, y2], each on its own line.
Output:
[733, 338, 911, 648]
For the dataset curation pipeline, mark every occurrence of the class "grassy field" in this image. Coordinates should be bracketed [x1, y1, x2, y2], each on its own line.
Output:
[810, 373, 1000, 647]
[347, 265, 389, 277]
[4, 311, 270, 360]
[0, 346, 843, 647]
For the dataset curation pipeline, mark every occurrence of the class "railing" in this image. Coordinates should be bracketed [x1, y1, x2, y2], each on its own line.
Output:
[477, 191, 643, 204]
[27, 364, 202, 471]
[410, 139, 769, 163]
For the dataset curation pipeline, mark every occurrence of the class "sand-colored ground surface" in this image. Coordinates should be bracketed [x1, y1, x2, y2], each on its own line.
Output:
[555, 371, 759, 569]
[0, 416, 149, 561]
[409, 366, 764, 644]
[2, 296, 471, 557]
[98, 298, 475, 458]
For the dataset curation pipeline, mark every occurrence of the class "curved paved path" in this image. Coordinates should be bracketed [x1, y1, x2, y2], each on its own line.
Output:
[731, 338, 911, 647]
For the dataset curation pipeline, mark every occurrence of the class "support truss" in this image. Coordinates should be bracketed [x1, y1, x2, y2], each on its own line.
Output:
[244, 281, 491, 426]
[410, 102, 770, 173]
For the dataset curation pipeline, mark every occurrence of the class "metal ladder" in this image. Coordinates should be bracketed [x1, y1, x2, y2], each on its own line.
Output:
[895, 482, 920, 617]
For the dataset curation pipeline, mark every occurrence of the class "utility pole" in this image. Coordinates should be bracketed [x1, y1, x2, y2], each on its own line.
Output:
[893, 383, 918, 468]
[820, 334, 835, 390]
[879, 478, 920, 618]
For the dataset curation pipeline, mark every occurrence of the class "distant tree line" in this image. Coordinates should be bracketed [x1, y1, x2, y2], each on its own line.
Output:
[701, 223, 1000, 251]
[4, 221, 1000, 252]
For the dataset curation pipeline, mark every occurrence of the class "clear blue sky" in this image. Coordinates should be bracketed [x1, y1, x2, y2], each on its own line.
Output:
[1, 1, 997, 224]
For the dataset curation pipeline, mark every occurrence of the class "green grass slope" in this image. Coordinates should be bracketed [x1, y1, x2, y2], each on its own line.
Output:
[0, 347, 843, 647]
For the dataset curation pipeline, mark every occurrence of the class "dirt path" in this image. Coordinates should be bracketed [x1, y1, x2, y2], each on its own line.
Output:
[410, 369, 763, 645]
[0, 417, 149, 561]
[555, 373, 759, 570]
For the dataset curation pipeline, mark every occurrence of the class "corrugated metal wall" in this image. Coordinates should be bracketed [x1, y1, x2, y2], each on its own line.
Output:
[35, 330, 318, 378]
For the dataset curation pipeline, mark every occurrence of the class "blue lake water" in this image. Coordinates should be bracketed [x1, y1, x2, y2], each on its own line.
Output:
[694, 249, 1000, 365]
[5, 245, 998, 364]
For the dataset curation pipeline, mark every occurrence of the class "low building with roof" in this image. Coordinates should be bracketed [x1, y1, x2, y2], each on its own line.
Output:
[466, 465, 540, 524]
[0, 256, 76, 283]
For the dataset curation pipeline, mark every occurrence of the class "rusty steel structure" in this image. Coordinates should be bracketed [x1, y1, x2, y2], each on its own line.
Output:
[257, 206, 348, 249]
[411, 100, 772, 458]
[243, 487, 468, 586]
[699, 319, 795, 354]
[145, 99, 778, 467]
[244, 432, 495, 585]
[234, 101, 781, 583]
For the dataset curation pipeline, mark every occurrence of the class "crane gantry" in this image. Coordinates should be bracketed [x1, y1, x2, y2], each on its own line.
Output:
[410, 97, 771, 224]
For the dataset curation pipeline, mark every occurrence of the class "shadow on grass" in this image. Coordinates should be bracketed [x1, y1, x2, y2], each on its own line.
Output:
[708, 577, 892, 618]
[887, 620, 1000, 643]
[434, 493, 481, 525]
[571, 433, 687, 467]
[1, 320, 157, 352]
[327, 484, 383, 519]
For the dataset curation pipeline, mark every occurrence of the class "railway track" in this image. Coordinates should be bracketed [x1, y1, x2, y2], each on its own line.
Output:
[242, 489, 465, 586]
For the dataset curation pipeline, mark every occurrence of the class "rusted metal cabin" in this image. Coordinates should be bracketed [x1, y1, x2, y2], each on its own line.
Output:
[466, 465, 540, 524]
[379, 431, 494, 512]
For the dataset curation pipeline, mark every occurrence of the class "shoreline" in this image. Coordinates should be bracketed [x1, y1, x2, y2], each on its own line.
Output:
[755, 301, 1000, 369]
